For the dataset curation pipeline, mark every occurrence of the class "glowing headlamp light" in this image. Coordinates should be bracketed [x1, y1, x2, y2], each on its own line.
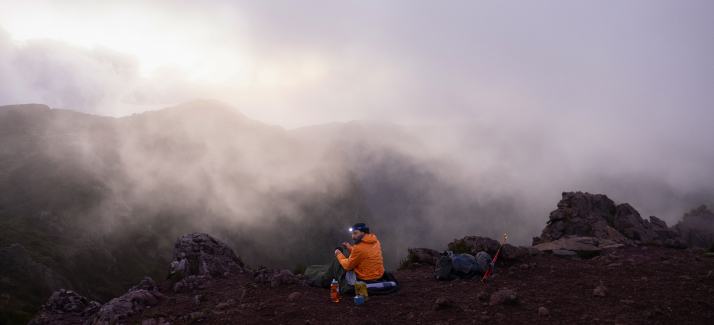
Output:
[348, 226, 366, 233]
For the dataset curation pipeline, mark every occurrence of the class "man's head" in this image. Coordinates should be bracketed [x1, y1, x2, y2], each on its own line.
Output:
[349, 223, 369, 241]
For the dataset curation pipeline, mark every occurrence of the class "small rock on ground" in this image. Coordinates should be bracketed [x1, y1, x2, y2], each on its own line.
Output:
[538, 307, 549, 316]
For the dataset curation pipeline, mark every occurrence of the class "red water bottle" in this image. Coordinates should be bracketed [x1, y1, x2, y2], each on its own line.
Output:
[330, 279, 340, 302]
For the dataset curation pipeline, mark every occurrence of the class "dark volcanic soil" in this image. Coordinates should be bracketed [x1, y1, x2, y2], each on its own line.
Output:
[37, 246, 714, 325]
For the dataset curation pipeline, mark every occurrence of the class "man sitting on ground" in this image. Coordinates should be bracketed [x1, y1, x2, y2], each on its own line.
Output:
[305, 223, 386, 290]
[336, 223, 384, 281]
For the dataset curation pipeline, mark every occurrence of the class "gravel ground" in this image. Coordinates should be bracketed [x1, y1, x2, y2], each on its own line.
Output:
[34, 246, 714, 325]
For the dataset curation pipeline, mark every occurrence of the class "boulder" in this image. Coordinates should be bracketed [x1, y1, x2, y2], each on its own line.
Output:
[41, 289, 90, 313]
[535, 192, 671, 247]
[169, 233, 251, 279]
[407, 248, 440, 265]
[253, 269, 305, 288]
[84, 290, 167, 325]
[489, 289, 517, 306]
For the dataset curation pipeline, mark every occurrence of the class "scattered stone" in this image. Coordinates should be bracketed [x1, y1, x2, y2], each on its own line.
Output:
[520, 264, 529, 269]
[620, 300, 634, 305]
[489, 289, 517, 306]
[705, 253, 714, 257]
[288, 292, 301, 300]
[707, 271, 712, 278]
[538, 307, 549, 316]
[641, 277, 648, 281]
[593, 285, 608, 297]
[435, 296, 459, 309]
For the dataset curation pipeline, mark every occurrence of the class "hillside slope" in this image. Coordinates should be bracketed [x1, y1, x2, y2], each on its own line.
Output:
[0, 100, 373, 322]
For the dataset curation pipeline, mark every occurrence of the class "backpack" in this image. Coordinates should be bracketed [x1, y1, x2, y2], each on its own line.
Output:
[434, 251, 495, 281]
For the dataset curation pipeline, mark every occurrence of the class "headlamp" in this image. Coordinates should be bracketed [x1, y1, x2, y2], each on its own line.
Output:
[348, 226, 366, 233]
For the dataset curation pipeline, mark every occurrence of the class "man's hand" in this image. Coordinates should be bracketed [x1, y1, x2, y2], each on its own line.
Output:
[335, 249, 342, 257]
[341, 242, 351, 250]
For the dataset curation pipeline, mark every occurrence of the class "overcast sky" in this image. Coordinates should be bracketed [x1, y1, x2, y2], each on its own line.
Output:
[1, 1, 713, 226]
[1, 1, 712, 129]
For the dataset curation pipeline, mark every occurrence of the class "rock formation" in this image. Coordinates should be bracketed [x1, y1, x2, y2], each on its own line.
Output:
[168, 232, 251, 280]
[534, 192, 687, 248]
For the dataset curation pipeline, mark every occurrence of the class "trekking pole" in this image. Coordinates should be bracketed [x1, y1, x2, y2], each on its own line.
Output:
[481, 233, 507, 282]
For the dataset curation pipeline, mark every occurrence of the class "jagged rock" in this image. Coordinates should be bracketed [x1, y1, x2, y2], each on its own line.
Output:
[169, 233, 251, 279]
[84, 289, 167, 325]
[535, 192, 675, 247]
[172, 275, 210, 293]
[614, 204, 659, 242]
[408, 248, 439, 265]
[41, 289, 89, 313]
[254, 269, 305, 287]
[129, 276, 159, 292]
[489, 289, 517, 306]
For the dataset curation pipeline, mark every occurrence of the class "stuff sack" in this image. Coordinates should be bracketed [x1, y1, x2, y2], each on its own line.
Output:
[434, 251, 458, 281]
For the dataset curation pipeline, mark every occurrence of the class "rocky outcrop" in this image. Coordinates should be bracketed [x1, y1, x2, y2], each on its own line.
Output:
[0, 243, 70, 291]
[168, 233, 251, 280]
[28, 289, 102, 325]
[253, 269, 305, 288]
[447, 236, 528, 260]
[535, 192, 686, 247]
[84, 289, 167, 325]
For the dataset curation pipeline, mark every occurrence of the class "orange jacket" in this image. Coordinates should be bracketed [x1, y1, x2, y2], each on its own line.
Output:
[337, 233, 384, 280]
